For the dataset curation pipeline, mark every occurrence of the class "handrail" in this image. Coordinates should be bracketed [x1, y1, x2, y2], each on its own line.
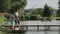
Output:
[2, 25, 60, 31]
[2, 25, 60, 27]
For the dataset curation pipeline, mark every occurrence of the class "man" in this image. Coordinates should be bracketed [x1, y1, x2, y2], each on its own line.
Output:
[14, 10, 20, 30]
[14, 10, 20, 25]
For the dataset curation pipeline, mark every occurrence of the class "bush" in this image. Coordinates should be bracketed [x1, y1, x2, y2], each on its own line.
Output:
[20, 16, 23, 20]
[30, 16, 37, 20]
[37, 15, 42, 20]
[0, 15, 5, 26]
[25, 15, 29, 20]
[4, 15, 11, 19]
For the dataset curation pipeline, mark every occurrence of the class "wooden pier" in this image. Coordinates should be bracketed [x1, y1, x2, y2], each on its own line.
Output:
[2, 25, 60, 34]
[2, 25, 60, 31]
[2, 25, 26, 34]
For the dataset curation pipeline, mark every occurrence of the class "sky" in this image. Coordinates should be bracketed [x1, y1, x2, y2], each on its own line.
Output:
[24, 0, 59, 9]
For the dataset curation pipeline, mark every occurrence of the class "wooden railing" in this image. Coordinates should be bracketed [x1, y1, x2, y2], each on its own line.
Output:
[2, 25, 60, 31]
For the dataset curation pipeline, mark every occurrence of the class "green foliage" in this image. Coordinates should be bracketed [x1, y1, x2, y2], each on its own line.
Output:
[1, 32, 8, 34]
[37, 14, 42, 20]
[0, 0, 6, 13]
[9, 0, 27, 14]
[4, 14, 11, 19]
[25, 15, 30, 20]
[30, 15, 37, 20]
[0, 15, 5, 26]
[42, 4, 52, 17]
[57, 10, 60, 17]
[31, 9, 38, 15]
[0, 0, 27, 14]
[20, 15, 25, 21]
[25, 8, 43, 16]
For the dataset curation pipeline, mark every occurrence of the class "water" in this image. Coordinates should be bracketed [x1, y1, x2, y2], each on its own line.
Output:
[25, 31, 59, 34]
[24, 27, 60, 34]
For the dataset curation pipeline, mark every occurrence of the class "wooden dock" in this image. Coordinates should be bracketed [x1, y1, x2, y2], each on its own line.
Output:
[2, 25, 26, 33]
[2, 25, 60, 31]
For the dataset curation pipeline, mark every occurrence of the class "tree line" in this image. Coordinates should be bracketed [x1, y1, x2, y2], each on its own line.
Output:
[23, 4, 57, 20]
[0, 0, 27, 14]
[0, 0, 60, 20]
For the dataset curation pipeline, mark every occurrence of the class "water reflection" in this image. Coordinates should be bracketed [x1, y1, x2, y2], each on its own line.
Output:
[0, 30, 60, 34]
[25, 31, 59, 34]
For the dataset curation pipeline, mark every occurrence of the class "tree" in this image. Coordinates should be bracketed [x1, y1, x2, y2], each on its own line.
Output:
[42, 4, 51, 17]
[57, 10, 60, 17]
[9, 0, 27, 14]
[0, 0, 6, 13]
[0, 0, 27, 14]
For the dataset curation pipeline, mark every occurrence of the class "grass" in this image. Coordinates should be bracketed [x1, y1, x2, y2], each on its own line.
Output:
[1, 32, 8, 34]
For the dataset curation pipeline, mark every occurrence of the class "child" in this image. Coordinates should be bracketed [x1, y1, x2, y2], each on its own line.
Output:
[11, 15, 15, 30]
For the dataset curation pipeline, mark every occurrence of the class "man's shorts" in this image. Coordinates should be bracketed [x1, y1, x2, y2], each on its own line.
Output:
[15, 20, 20, 25]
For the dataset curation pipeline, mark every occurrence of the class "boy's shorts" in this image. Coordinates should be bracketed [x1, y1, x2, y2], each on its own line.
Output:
[11, 20, 15, 27]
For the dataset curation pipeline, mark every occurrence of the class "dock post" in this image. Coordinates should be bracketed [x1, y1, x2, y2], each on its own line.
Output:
[47, 26, 50, 31]
[37, 26, 39, 31]
[59, 26, 60, 34]
[26, 26, 28, 30]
